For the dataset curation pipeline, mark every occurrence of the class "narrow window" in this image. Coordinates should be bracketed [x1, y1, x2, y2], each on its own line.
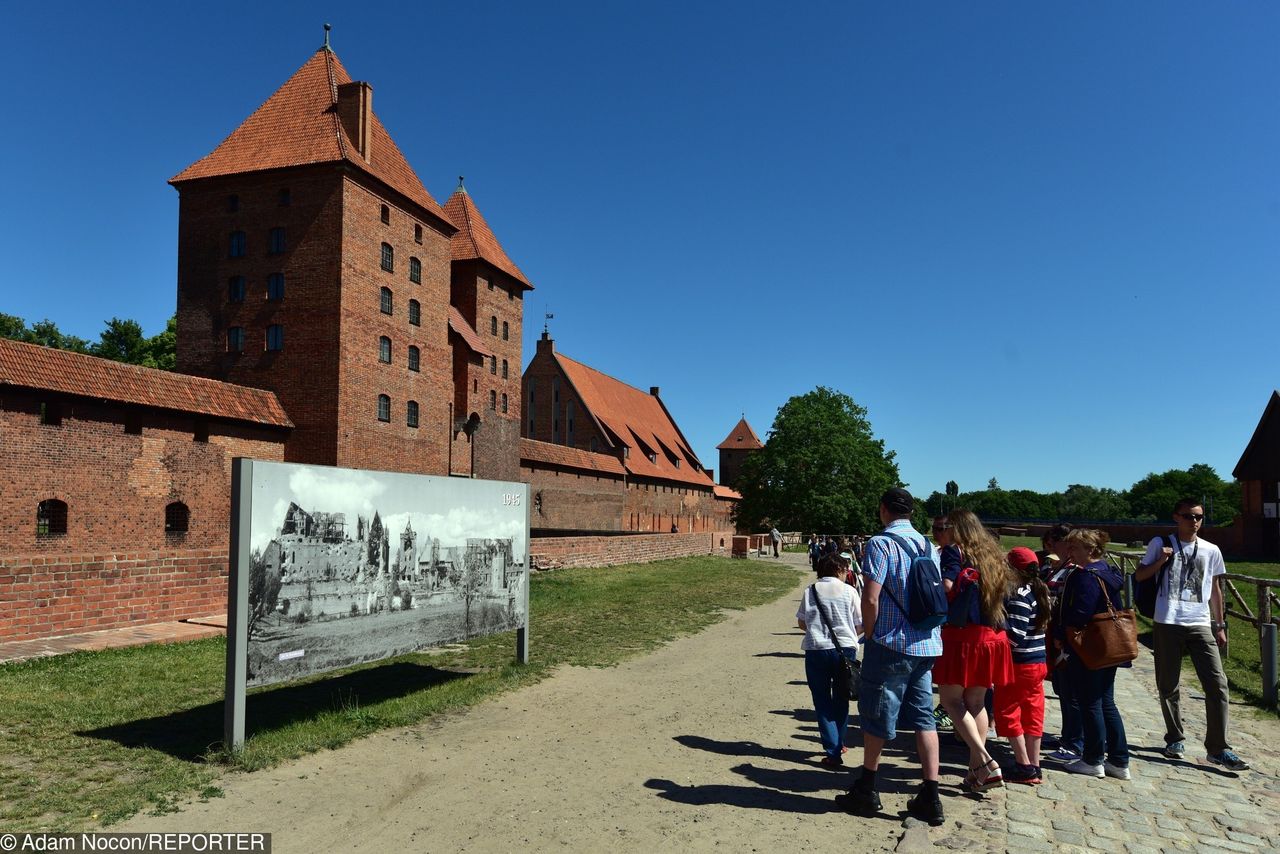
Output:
[472, 379, 477, 393]
[228, 276, 245, 303]
[269, 227, 286, 254]
[194, 419, 210, 443]
[39, 401, 63, 426]
[567, 400, 575, 446]
[553, 376, 560, 405]
[490, 316, 498, 335]
[381, 242, 394, 272]
[381, 204, 390, 224]
[165, 502, 190, 533]
[228, 194, 239, 212]
[279, 188, 291, 207]
[508, 287, 514, 302]
[502, 321, 509, 341]
[528, 379, 535, 435]
[484, 277, 492, 290]
[408, 299, 421, 326]
[501, 393, 508, 414]
[229, 230, 246, 258]
[378, 394, 391, 422]
[227, 326, 244, 352]
[489, 390, 497, 411]
[490, 355, 497, 375]
[379, 336, 392, 363]
[414, 223, 422, 244]
[266, 324, 283, 351]
[381, 287, 393, 315]
[267, 273, 284, 301]
[589, 437, 598, 453]
[408, 345, 420, 372]
[409, 257, 421, 284]
[502, 359, 508, 379]
[407, 400, 419, 428]
[36, 499, 67, 536]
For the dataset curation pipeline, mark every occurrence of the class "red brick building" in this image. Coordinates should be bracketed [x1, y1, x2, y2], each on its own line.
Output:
[716, 416, 764, 488]
[1233, 390, 1280, 559]
[521, 334, 735, 534]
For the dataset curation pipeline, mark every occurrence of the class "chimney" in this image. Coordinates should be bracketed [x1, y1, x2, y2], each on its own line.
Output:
[536, 331, 554, 355]
[336, 81, 373, 161]
[649, 386, 660, 397]
[706, 467, 715, 483]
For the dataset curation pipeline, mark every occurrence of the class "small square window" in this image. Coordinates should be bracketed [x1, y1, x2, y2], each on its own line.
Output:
[228, 276, 245, 303]
[39, 401, 62, 426]
[266, 324, 284, 351]
[269, 227, 287, 254]
[267, 273, 284, 301]
[194, 420, 210, 443]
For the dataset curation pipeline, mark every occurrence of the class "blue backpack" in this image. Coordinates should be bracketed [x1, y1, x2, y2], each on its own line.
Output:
[876, 531, 948, 631]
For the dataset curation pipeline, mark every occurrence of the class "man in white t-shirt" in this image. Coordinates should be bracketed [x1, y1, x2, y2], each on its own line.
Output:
[1135, 499, 1248, 771]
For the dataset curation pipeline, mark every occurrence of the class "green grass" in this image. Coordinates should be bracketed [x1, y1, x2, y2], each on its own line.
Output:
[0, 556, 796, 832]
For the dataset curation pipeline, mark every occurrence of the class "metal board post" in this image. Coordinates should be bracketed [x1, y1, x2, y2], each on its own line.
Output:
[224, 458, 253, 752]
[516, 482, 530, 664]
[1262, 622, 1278, 709]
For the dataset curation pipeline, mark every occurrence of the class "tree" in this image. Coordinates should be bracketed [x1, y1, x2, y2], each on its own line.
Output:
[247, 549, 282, 638]
[987, 477, 1000, 491]
[0, 311, 175, 368]
[735, 387, 903, 535]
[92, 318, 150, 364]
[1127, 463, 1240, 525]
[1057, 484, 1131, 522]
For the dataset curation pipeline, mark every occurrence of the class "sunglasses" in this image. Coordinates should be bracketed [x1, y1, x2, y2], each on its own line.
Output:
[932, 524, 951, 532]
[1176, 513, 1205, 522]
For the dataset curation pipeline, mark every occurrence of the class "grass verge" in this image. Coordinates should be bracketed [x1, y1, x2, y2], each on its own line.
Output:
[0, 555, 796, 832]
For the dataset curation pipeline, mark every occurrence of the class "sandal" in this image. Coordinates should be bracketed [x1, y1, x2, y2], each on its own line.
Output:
[974, 758, 1004, 791]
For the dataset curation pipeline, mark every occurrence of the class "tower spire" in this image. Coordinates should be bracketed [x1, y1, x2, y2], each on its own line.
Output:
[457, 175, 467, 194]
[322, 23, 332, 51]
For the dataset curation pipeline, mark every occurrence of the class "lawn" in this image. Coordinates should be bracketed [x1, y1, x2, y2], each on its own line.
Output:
[0, 555, 796, 833]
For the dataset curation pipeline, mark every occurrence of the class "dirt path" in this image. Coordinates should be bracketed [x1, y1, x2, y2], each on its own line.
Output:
[120, 554, 909, 852]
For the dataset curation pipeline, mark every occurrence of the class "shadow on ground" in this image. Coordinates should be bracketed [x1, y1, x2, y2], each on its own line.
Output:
[80, 662, 467, 760]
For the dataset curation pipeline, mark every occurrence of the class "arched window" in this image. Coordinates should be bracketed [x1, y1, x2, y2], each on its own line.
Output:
[408, 345, 420, 372]
[408, 299, 420, 326]
[409, 257, 421, 284]
[502, 321, 509, 341]
[407, 400, 419, 428]
[165, 502, 189, 533]
[380, 204, 390, 224]
[489, 390, 497, 411]
[229, 230, 246, 258]
[379, 336, 392, 363]
[380, 242, 394, 272]
[490, 316, 498, 335]
[501, 359, 508, 379]
[414, 223, 423, 244]
[267, 273, 284, 301]
[380, 287, 393, 315]
[501, 393, 508, 414]
[377, 394, 391, 422]
[36, 499, 67, 536]
[490, 355, 497, 375]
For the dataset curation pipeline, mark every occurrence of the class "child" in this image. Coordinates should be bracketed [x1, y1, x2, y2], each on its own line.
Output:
[994, 546, 1051, 783]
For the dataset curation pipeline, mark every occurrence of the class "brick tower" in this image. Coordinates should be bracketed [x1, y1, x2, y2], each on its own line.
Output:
[170, 43, 462, 476]
[716, 416, 764, 487]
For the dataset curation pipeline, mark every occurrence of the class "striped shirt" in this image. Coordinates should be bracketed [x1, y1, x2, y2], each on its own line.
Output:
[861, 520, 943, 658]
[1004, 583, 1046, 664]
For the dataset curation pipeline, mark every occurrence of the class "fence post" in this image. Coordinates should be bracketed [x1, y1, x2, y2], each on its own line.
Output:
[1262, 622, 1278, 709]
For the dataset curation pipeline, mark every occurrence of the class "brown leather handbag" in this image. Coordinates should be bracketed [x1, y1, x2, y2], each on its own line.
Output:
[1066, 574, 1138, 670]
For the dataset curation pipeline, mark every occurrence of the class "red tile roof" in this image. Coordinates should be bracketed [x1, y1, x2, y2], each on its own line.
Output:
[442, 189, 533, 289]
[716, 416, 764, 450]
[0, 339, 292, 428]
[714, 485, 743, 500]
[171, 49, 451, 228]
[553, 352, 715, 489]
[447, 307, 495, 358]
[520, 438, 626, 476]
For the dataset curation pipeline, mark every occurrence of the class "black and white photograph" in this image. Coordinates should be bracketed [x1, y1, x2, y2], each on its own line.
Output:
[239, 461, 528, 688]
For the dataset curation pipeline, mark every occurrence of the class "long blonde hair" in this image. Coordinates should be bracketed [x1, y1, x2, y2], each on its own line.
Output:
[946, 509, 1015, 626]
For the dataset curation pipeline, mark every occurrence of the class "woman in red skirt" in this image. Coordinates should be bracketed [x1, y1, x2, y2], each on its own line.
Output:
[935, 509, 1016, 792]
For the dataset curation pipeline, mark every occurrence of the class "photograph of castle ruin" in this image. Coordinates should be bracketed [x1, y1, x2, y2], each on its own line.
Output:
[239, 460, 527, 687]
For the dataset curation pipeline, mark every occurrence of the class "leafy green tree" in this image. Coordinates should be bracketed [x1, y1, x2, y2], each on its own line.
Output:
[735, 387, 904, 535]
[0, 311, 175, 370]
[1127, 463, 1240, 525]
[92, 318, 150, 364]
[1056, 484, 1131, 521]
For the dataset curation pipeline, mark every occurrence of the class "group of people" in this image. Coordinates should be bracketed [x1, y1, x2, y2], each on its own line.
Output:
[795, 488, 1249, 827]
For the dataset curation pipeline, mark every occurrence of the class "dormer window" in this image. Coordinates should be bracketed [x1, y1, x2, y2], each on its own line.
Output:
[648, 453, 657, 464]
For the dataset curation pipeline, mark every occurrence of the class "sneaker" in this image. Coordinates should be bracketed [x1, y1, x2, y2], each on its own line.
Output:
[933, 705, 953, 730]
[819, 755, 844, 769]
[1042, 734, 1060, 750]
[906, 785, 945, 826]
[1162, 741, 1185, 759]
[1006, 764, 1042, 785]
[1103, 761, 1131, 780]
[1047, 747, 1081, 762]
[834, 776, 881, 816]
[1063, 759, 1105, 778]
[1207, 750, 1250, 771]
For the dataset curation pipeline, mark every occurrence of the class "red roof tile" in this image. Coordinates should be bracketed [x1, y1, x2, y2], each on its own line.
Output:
[442, 189, 533, 289]
[714, 485, 743, 500]
[553, 352, 715, 489]
[447, 307, 495, 358]
[520, 438, 626, 476]
[716, 416, 764, 450]
[171, 49, 451, 228]
[0, 339, 292, 428]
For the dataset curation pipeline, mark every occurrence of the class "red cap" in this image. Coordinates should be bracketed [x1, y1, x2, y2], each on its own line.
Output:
[1007, 546, 1039, 574]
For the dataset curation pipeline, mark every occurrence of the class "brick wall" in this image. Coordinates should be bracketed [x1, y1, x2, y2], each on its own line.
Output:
[523, 463, 626, 531]
[529, 531, 735, 570]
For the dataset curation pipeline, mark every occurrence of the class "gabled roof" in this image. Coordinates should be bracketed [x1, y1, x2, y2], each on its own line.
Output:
[716, 416, 764, 450]
[520, 438, 626, 476]
[447, 307, 495, 359]
[553, 351, 715, 489]
[170, 49, 451, 228]
[0, 339, 292, 428]
[1233, 390, 1280, 480]
[442, 188, 533, 290]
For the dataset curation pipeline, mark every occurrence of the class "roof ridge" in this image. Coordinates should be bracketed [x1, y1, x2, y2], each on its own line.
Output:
[323, 49, 348, 160]
[553, 351, 653, 399]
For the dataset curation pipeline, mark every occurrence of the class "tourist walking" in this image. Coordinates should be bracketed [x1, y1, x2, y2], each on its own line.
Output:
[770, 526, 782, 558]
[796, 553, 863, 767]
[1135, 499, 1249, 770]
[995, 546, 1050, 784]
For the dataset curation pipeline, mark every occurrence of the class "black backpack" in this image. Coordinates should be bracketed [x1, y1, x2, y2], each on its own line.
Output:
[877, 531, 948, 631]
[1134, 535, 1174, 619]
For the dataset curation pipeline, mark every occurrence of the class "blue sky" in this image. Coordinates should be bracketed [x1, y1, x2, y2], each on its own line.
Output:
[1, 3, 1276, 496]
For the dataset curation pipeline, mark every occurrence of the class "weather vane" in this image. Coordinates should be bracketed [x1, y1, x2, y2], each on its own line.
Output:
[544, 310, 554, 335]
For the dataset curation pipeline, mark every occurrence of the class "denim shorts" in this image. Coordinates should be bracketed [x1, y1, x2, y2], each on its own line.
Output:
[857, 639, 938, 741]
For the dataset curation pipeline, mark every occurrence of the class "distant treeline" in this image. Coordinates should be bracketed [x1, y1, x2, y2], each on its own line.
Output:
[923, 465, 1240, 527]
[0, 313, 176, 371]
